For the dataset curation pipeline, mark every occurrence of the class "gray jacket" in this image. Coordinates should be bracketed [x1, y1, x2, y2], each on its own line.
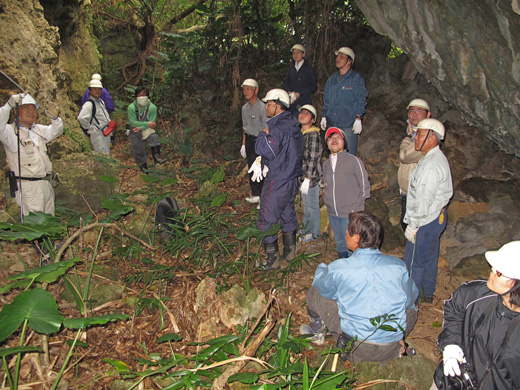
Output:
[323, 150, 370, 217]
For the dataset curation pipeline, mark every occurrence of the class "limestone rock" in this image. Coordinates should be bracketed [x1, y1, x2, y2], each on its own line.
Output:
[356, 0, 520, 157]
[219, 285, 266, 329]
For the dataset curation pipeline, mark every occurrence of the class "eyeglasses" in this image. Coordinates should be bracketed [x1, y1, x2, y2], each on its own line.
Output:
[408, 108, 427, 114]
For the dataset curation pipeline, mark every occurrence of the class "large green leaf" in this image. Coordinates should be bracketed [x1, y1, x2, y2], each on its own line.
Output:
[0, 288, 63, 342]
[63, 313, 129, 329]
[228, 372, 259, 384]
[0, 212, 64, 241]
[0, 346, 42, 357]
[0, 258, 82, 294]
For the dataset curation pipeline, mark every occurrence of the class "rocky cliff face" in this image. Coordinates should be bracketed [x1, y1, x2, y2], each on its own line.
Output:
[356, 0, 520, 157]
[0, 0, 99, 149]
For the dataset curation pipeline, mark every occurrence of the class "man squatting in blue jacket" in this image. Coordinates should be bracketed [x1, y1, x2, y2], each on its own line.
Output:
[248, 89, 304, 270]
[301, 212, 419, 365]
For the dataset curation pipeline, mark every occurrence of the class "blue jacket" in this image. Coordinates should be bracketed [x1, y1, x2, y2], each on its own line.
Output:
[312, 248, 419, 343]
[284, 61, 317, 110]
[255, 111, 303, 181]
[322, 69, 367, 129]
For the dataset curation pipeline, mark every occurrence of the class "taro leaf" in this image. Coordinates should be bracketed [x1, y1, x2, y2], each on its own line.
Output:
[228, 372, 259, 384]
[211, 168, 225, 184]
[0, 212, 64, 241]
[156, 333, 182, 343]
[63, 313, 129, 329]
[0, 288, 63, 342]
[103, 358, 131, 374]
[236, 225, 261, 240]
[210, 193, 227, 207]
[101, 198, 134, 222]
[0, 346, 42, 357]
[0, 257, 82, 294]
[100, 175, 118, 183]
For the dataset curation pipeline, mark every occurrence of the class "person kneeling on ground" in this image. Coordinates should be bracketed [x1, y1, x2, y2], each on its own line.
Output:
[301, 211, 419, 365]
[127, 87, 166, 172]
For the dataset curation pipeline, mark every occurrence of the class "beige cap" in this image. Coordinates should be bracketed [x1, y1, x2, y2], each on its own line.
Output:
[334, 47, 355, 63]
[291, 44, 306, 53]
[241, 79, 258, 88]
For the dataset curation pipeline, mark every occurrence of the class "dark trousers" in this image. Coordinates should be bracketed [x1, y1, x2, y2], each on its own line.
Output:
[245, 134, 263, 197]
[257, 177, 299, 244]
[306, 286, 417, 365]
[400, 194, 408, 232]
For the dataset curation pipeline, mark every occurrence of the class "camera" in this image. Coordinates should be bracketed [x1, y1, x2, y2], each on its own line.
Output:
[444, 362, 478, 390]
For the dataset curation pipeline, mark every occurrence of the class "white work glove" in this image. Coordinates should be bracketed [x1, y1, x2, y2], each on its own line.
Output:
[262, 164, 269, 178]
[352, 119, 363, 134]
[300, 178, 310, 195]
[405, 226, 418, 244]
[320, 117, 327, 131]
[248, 156, 263, 183]
[240, 145, 246, 158]
[289, 92, 297, 104]
[443, 345, 466, 377]
[8, 93, 26, 108]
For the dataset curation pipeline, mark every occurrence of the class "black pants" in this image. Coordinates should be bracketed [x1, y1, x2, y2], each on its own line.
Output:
[245, 134, 263, 197]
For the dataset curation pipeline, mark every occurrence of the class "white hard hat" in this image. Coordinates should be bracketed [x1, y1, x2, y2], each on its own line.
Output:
[416, 118, 445, 140]
[407, 99, 430, 111]
[335, 47, 355, 63]
[485, 241, 520, 279]
[241, 79, 258, 88]
[262, 89, 290, 109]
[91, 73, 102, 81]
[89, 79, 103, 88]
[19, 94, 39, 109]
[291, 44, 306, 53]
[299, 104, 317, 118]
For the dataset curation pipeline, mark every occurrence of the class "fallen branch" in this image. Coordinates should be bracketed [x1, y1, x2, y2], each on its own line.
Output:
[55, 223, 156, 262]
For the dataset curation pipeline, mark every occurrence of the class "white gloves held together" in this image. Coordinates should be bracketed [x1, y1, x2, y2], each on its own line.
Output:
[240, 145, 246, 159]
[300, 178, 310, 195]
[405, 226, 418, 244]
[443, 345, 466, 377]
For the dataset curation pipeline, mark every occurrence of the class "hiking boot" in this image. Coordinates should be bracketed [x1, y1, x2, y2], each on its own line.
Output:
[139, 163, 149, 173]
[280, 230, 296, 262]
[423, 295, 434, 304]
[258, 242, 280, 270]
[151, 146, 166, 164]
[299, 320, 326, 345]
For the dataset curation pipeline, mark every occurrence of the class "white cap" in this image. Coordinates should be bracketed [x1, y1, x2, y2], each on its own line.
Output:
[299, 104, 317, 118]
[19, 94, 39, 109]
[89, 79, 103, 88]
[91, 73, 102, 81]
[416, 118, 445, 140]
[485, 241, 520, 279]
[407, 99, 430, 111]
[291, 44, 306, 53]
[262, 88, 290, 109]
[241, 79, 258, 88]
[335, 47, 355, 63]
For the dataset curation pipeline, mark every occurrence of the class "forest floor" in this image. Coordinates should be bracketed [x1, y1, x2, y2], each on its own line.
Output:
[0, 138, 484, 389]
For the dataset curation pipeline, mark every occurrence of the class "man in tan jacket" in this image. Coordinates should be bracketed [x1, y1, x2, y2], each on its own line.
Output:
[398, 99, 430, 231]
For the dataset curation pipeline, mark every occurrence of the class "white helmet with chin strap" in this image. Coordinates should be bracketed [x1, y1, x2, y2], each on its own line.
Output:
[19, 94, 40, 109]
[416, 118, 445, 140]
[262, 89, 290, 109]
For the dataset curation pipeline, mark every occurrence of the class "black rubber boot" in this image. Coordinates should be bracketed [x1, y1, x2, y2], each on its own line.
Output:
[151, 146, 166, 164]
[280, 230, 297, 262]
[139, 163, 148, 173]
[259, 242, 280, 270]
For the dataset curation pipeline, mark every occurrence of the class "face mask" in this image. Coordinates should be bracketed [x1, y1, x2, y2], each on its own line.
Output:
[136, 96, 149, 106]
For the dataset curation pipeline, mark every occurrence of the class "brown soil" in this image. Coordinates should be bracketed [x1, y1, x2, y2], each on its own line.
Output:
[0, 138, 475, 389]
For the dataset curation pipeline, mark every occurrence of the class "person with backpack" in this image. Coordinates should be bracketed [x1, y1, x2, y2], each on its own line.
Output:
[127, 87, 166, 172]
[77, 78, 112, 155]
[81, 74, 114, 114]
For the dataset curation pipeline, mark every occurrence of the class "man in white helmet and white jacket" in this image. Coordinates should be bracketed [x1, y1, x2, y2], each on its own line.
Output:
[0, 93, 63, 216]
